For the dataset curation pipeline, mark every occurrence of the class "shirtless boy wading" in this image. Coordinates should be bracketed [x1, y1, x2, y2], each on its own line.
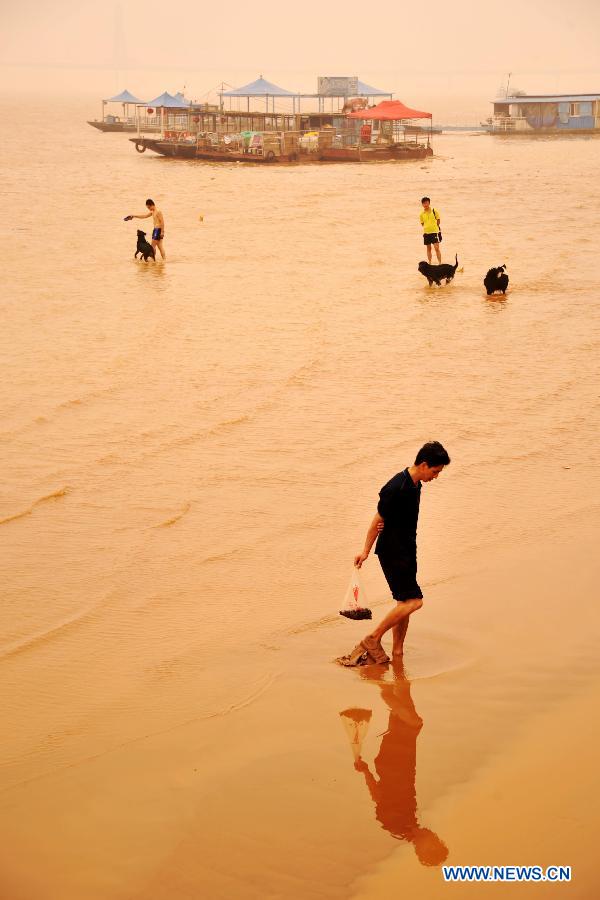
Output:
[354, 441, 451, 664]
[127, 199, 166, 259]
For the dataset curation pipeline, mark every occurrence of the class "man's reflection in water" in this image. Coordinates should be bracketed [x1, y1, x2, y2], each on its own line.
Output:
[340, 660, 448, 867]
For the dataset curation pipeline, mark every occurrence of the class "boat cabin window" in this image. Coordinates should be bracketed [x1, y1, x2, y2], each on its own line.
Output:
[569, 101, 593, 117]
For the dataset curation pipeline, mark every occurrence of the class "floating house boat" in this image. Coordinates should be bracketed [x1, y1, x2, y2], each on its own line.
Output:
[484, 93, 600, 134]
[130, 76, 434, 164]
[87, 89, 160, 133]
[86, 89, 194, 133]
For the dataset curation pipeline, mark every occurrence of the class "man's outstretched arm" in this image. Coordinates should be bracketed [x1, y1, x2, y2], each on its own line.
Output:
[124, 212, 152, 220]
[354, 512, 384, 568]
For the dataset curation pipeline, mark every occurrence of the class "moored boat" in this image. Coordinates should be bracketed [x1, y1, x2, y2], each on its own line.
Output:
[127, 84, 434, 164]
[87, 89, 165, 134]
[88, 119, 140, 133]
[130, 133, 433, 163]
[404, 124, 443, 135]
[485, 92, 600, 135]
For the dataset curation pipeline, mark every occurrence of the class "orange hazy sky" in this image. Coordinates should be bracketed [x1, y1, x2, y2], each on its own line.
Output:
[1, 0, 599, 112]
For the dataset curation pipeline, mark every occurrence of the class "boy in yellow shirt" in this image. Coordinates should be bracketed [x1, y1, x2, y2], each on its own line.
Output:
[419, 196, 442, 263]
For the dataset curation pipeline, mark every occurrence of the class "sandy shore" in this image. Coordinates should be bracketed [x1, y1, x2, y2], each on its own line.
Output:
[353, 679, 600, 899]
[1, 515, 598, 899]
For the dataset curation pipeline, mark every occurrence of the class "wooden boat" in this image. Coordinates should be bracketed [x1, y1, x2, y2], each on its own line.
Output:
[320, 144, 432, 161]
[130, 135, 432, 163]
[126, 94, 434, 164]
[87, 89, 161, 134]
[130, 137, 280, 161]
[88, 119, 139, 133]
[404, 124, 443, 135]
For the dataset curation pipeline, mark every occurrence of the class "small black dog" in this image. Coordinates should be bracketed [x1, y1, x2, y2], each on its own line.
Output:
[484, 265, 509, 295]
[418, 254, 459, 286]
[135, 230, 155, 262]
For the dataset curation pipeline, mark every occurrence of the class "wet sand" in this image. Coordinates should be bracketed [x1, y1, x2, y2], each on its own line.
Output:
[1, 98, 600, 897]
[354, 679, 600, 900]
[1, 519, 598, 898]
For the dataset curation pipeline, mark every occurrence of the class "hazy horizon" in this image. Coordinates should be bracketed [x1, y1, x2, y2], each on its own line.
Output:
[2, 0, 600, 117]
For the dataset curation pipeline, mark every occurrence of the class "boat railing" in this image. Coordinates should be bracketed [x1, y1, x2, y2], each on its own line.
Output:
[137, 116, 160, 132]
[490, 115, 518, 132]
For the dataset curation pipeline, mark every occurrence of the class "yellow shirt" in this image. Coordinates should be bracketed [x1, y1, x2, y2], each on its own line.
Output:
[420, 207, 440, 234]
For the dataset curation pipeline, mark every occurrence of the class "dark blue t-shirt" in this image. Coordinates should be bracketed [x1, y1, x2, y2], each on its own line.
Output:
[375, 468, 421, 558]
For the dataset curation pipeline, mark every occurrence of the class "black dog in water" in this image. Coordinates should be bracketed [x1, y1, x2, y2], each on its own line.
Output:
[418, 254, 459, 286]
[484, 264, 509, 295]
[135, 230, 155, 262]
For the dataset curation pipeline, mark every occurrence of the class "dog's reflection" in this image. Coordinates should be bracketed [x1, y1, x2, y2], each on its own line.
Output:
[340, 660, 448, 866]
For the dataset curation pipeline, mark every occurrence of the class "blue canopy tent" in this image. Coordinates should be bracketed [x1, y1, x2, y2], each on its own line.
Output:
[221, 76, 299, 113]
[142, 92, 191, 136]
[146, 91, 191, 108]
[356, 81, 390, 97]
[100, 89, 147, 125]
[220, 75, 392, 114]
[105, 89, 146, 104]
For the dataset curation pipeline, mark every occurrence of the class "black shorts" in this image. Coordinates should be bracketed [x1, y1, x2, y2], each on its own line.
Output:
[378, 554, 423, 602]
[152, 228, 163, 241]
[423, 233, 439, 246]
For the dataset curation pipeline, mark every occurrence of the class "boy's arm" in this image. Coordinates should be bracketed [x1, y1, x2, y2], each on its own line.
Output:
[124, 212, 152, 220]
[354, 512, 384, 568]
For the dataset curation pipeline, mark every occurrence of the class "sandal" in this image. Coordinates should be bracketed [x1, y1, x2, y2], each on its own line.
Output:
[336, 642, 372, 667]
[360, 636, 390, 665]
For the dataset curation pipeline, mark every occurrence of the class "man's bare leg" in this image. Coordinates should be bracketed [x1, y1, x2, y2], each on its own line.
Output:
[392, 615, 410, 658]
[152, 239, 166, 260]
[434, 242, 442, 263]
[362, 598, 423, 660]
[426, 245, 432, 263]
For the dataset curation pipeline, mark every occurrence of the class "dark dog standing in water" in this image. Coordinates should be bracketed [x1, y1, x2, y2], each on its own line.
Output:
[418, 254, 459, 286]
[484, 265, 509, 295]
[135, 230, 156, 262]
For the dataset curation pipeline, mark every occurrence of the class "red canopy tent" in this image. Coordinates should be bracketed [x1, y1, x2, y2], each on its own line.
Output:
[348, 99, 431, 120]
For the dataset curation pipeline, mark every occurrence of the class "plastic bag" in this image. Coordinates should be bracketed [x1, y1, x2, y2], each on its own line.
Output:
[339, 567, 372, 620]
[339, 708, 372, 760]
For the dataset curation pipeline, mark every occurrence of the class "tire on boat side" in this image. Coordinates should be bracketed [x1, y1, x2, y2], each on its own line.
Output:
[135, 141, 146, 153]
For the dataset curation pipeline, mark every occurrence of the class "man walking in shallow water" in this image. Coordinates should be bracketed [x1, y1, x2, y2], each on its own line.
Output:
[354, 441, 451, 663]
[126, 198, 166, 260]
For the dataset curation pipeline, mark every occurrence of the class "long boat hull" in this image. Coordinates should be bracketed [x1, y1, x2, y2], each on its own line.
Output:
[485, 128, 600, 136]
[320, 145, 433, 161]
[404, 125, 443, 135]
[130, 137, 433, 163]
[88, 121, 161, 133]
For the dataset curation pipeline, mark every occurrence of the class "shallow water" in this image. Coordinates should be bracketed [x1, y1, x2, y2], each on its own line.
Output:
[1, 97, 599, 897]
